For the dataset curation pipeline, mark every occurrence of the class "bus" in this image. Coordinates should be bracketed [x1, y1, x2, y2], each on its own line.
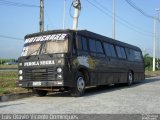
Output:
[18, 29, 145, 97]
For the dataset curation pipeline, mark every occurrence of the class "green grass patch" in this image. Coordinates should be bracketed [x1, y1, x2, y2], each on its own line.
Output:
[0, 65, 18, 69]
[0, 71, 28, 95]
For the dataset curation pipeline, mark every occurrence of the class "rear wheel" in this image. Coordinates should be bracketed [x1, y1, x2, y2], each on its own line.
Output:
[127, 71, 133, 86]
[70, 72, 85, 97]
[33, 90, 48, 97]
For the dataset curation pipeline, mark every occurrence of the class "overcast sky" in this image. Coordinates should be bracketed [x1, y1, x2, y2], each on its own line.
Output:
[0, 0, 160, 58]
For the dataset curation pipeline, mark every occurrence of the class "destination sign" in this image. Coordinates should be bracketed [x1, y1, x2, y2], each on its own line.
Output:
[24, 60, 55, 66]
[25, 33, 68, 44]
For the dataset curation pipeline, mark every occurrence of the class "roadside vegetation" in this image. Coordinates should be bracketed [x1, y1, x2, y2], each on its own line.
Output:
[0, 59, 27, 95]
[144, 53, 160, 77]
[0, 71, 28, 95]
[0, 58, 18, 69]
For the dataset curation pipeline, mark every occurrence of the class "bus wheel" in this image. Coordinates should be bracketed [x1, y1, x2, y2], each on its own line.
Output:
[70, 72, 85, 97]
[127, 71, 133, 86]
[33, 90, 48, 97]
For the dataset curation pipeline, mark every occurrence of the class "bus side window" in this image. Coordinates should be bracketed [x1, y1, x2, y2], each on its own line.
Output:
[133, 50, 143, 61]
[96, 41, 105, 57]
[89, 39, 96, 56]
[110, 44, 117, 57]
[81, 37, 88, 51]
[76, 36, 82, 50]
[96, 41, 103, 53]
[120, 47, 127, 59]
[76, 36, 89, 56]
[116, 46, 126, 59]
[104, 42, 117, 58]
[126, 48, 134, 61]
[89, 39, 96, 52]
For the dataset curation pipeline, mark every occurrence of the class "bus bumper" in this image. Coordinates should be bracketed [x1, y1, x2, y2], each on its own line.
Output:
[18, 80, 64, 88]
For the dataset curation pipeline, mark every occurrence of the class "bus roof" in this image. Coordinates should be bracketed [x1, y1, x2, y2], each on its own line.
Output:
[25, 29, 141, 51]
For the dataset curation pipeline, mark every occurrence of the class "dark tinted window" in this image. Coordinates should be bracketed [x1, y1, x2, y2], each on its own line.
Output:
[76, 36, 82, 50]
[126, 48, 142, 61]
[116, 46, 126, 59]
[120, 47, 126, 59]
[116, 46, 123, 58]
[76, 36, 88, 51]
[134, 51, 142, 60]
[126, 48, 134, 60]
[103, 43, 116, 57]
[103, 43, 111, 56]
[110, 44, 116, 57]
[89, 39, 96, 52]
[96, 41, 104, 53]
[82, 37, 88, 51]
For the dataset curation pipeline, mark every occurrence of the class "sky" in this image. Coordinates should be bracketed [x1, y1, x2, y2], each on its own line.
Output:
[0, 0, 160, 59]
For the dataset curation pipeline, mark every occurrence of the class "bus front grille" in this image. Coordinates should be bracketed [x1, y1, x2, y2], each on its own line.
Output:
[23, 68, 56, 81]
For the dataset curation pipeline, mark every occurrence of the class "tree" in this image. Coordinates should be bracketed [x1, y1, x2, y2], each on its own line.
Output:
[144, 54, 153, 70]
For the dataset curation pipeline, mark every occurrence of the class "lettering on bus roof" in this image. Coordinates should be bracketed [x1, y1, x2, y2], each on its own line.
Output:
[25, 33, 68, 44]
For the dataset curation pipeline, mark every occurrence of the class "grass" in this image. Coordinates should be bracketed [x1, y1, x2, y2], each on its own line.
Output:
[145, 70, 160, 78]
[0, 65, 18, 69]
[0, 71, 28, 96]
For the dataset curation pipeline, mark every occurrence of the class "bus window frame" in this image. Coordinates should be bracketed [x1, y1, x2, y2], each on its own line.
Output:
[115, 45, 127, 60]
[75, 35, 89, 56]
[89, 38, 105, 58]
[103, 42, 117, 59]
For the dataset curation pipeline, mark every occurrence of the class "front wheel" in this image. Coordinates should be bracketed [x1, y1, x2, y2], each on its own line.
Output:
[70, 72, 85, 97]
[127, 71, 133, 86]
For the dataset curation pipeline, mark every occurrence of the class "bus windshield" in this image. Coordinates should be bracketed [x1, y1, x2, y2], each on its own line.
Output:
[21, 39, 68, 56]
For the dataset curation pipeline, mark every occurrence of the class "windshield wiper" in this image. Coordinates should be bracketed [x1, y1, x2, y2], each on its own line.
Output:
[40, 41, 53, 58]
[25, 41, 53, 59]
[25, 45, 41, 59]
[25, 50, 39, 60]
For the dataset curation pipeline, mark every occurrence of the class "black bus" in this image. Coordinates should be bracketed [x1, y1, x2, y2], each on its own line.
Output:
[18, 29, 145, 97]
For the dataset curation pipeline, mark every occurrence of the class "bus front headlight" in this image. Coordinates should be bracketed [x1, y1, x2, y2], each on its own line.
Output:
[57, 68, 62, 73]
[19, 76, 23, 80]
[19, 70, 23, 74]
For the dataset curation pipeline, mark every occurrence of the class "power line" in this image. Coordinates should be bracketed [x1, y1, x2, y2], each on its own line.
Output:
[86, 0, 153, 37]
[0, 0, 39, 8]
[86, 0, 112, 18]
[125, 0, 160, 22]
[0, 35, 23, 41]
[93, 0, 153, 35]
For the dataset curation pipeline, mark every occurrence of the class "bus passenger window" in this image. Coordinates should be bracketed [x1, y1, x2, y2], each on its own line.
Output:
[89, 39, 96, 52]
[103, 43, 116, 57]
[126, 48, 133, 61]
[110, 45, 116, 57]
[120, 47, 127, 59]
[96, 41, 104, 53]
[76, 36, 82, 50]
[116, 46, 127, 59]
[82, 37, 88, 51]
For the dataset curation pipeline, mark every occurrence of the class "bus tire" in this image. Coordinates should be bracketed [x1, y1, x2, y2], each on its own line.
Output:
[33, 90, 48, 97]
[127, 71, 133, 86]
[70, 72, 85, 97]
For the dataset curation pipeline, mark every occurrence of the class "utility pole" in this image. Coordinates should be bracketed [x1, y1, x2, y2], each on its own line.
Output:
[153, 16, 156, 71]
[155, 8, 160, 69]
[40, 0, 44, 32]
[72, 0, 81, 30]
[112, 0, 115, 40]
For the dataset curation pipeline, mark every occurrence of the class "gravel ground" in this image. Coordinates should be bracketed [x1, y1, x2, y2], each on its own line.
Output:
[0, 76, 160, 114]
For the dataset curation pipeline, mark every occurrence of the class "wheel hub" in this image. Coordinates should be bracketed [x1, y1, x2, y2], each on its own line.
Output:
[77, 77, 85, 92]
